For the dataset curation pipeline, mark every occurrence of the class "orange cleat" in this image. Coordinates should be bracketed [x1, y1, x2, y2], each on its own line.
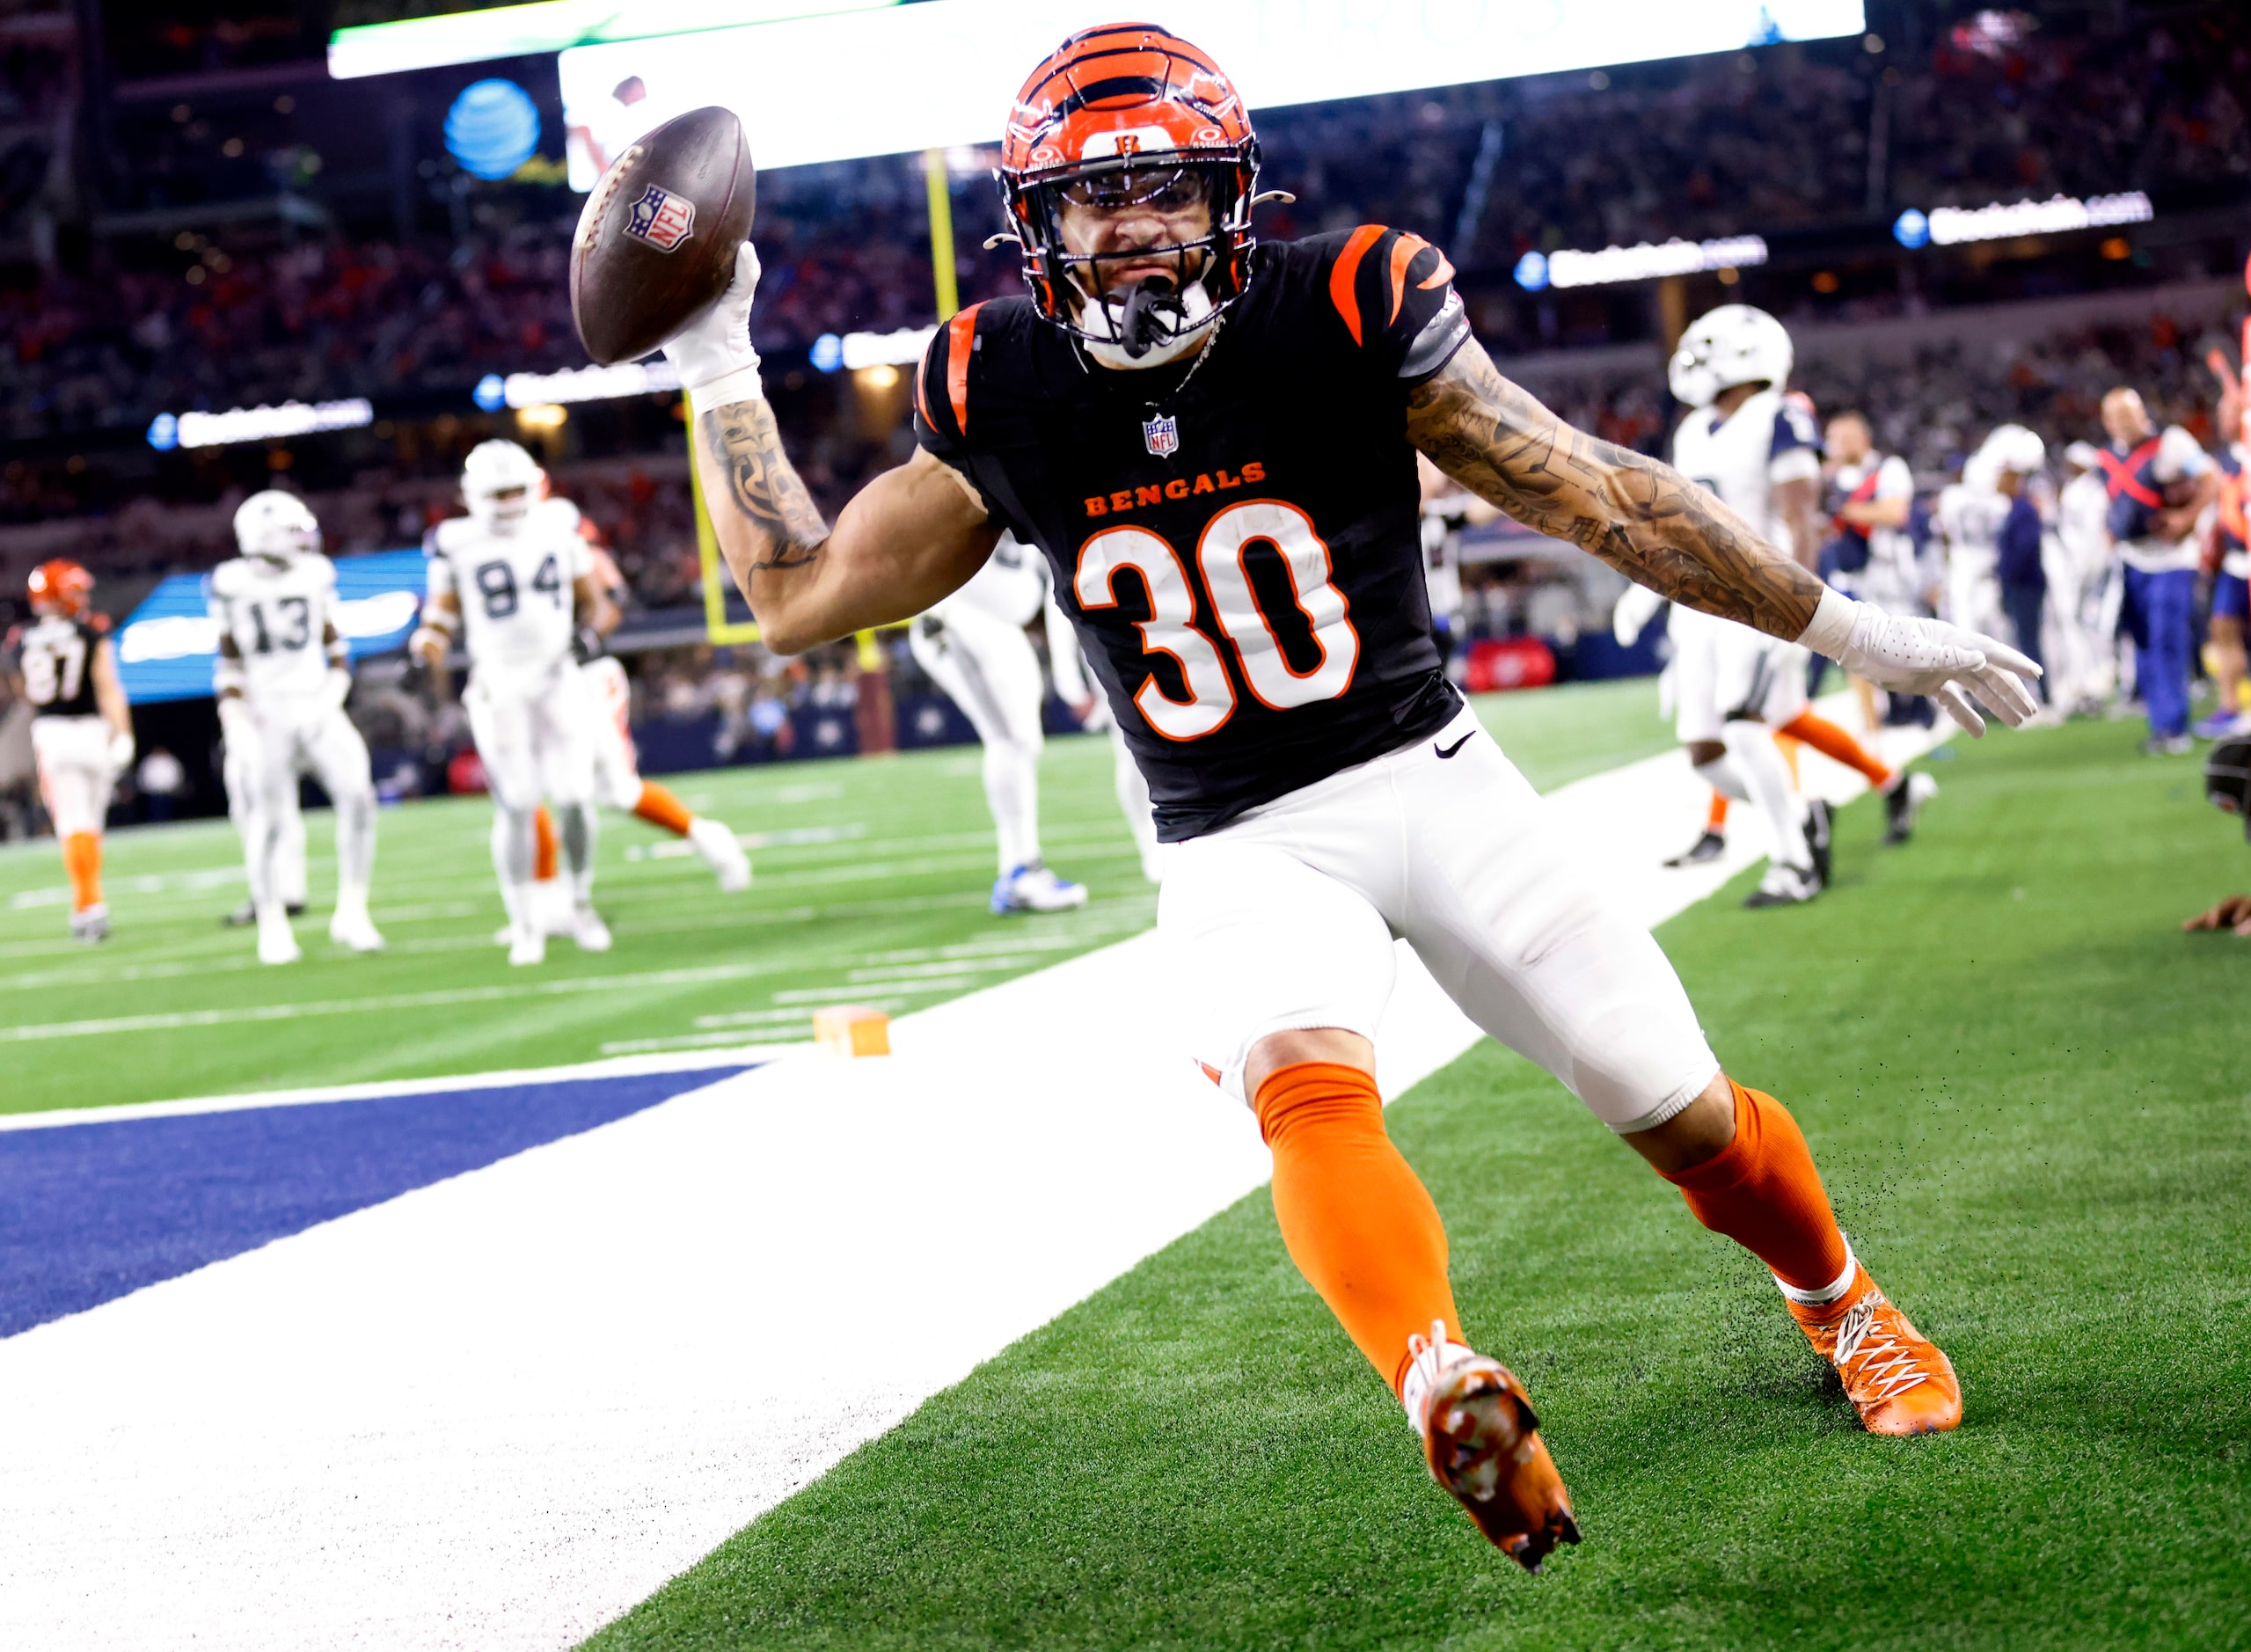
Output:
[1407, 1325, 1582, 1571]
[1787, 1265, 1962, 1436]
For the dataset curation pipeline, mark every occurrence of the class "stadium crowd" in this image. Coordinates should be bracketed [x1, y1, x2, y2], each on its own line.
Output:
[4, 11, 2247, 450]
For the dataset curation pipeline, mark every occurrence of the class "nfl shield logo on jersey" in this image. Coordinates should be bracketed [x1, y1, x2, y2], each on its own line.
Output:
[1142, 413, 1180, 457]
[625, 185, 696, 252]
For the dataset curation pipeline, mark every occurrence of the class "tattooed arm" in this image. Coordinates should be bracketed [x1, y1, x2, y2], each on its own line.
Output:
[693, 397, 998, 655]
[1403, 338, 1828, 640]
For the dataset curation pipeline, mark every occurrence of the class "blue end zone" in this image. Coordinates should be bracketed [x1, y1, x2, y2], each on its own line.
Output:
[0, 1066, 749, 1338]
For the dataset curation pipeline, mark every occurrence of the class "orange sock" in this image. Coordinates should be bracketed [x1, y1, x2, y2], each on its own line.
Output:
[532, 805, 559, 882]
[1658, 1081, 1849, 1294]
[1780, 710, 1894, 791]
[1776, 731, 1803, 784]
[62, 831, 102, 911]
[1705, 792, 1729, 832]
[1255, 1062, 1463, 1395]
[632, 779, 696, 837]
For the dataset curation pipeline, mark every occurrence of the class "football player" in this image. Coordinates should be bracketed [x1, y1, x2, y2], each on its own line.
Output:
[18, 560, 131, 941]
[513, 501, 750, 925]
[209, 491, 385, 964]
[910, 530, 1091, 913]
[642, 25, 2038, 1567]
[2101, 387, 2217, 755]
[1661, 309, 1935, 896]
[2052, 441, 2118, 714]
[413, 440, 611, 964]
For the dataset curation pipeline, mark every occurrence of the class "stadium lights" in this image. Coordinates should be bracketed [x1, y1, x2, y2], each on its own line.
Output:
[146, 399, 373, 450]
[326, 0, 897, 80]
[1895, 192, 2152, 248]
[557, 0, 1866, 185]
[1514, 236, 1769, 291]
[812, 326, 937, 374]
[473, 360, 681, 411]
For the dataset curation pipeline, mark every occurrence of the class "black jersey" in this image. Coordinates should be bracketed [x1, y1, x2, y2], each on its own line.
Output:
[915, 225, 1473, 841]
[17, 616, 104, 719]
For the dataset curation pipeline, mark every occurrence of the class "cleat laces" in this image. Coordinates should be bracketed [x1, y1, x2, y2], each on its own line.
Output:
[1829, 1292, 1931, 1402]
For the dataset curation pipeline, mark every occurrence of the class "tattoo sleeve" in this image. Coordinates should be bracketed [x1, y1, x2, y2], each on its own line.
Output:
[1404, 344, 1827, 639]
[700, 398, 830, 574]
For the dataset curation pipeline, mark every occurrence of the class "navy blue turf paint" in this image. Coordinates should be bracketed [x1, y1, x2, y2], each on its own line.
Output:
[0, 1067, 749, 1338]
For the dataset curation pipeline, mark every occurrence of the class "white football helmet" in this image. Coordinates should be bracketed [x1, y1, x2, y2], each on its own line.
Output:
[1980, 424, 2046, 478]
[462, 440, 543, 532]
[1668, 304, 1794, 408]
[233, 490, 320, 565]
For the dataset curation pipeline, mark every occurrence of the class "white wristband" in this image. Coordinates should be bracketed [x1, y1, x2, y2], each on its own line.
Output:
[1795, 585, 1860, 660]
[684, 364, 764, 413]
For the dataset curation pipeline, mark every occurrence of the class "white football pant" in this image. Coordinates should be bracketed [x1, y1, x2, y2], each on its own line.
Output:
[910, 608, 1046, 877]
[581, 656, 647, 814]
[31, 715, 115, 839]
[1164, 705, 1720, 1131]
[227, 703, 376, 915]
[224, 739, 306, 906]
[467, 662, 598, 923]
[1668, 606, 1812, 871]
[1669, 605, 1809, 744]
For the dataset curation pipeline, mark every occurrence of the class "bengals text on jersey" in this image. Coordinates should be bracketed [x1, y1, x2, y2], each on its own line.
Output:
[915, 223, 1472, 840]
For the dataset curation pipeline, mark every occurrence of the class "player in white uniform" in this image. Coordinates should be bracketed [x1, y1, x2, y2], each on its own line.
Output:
[1662, 306, 1830, 905]
[17, 559, 132, 941]
[413, 441, 610, 966]
[209, 492, 385, 964]
[908, 531, 1091, 913]
[2051, 442, 2117, 713]
[1935, 447, 2012, 644]
[541, 500, 751, 912]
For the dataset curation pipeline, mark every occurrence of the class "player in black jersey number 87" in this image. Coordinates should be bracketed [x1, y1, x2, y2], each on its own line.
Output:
[17, 559, 134, 942]
[642, 23, 2043, 1566]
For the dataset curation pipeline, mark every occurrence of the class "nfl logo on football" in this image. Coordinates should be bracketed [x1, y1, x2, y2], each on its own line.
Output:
[625, 185, 696, 252]
[1142, 413, 1180, 457]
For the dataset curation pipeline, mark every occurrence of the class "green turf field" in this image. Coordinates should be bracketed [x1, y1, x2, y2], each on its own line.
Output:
[0, 681, 1670, 1115]
[588, 719, 2250, 1651]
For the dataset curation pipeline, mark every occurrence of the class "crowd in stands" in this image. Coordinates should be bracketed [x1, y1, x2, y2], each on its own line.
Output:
[5, 9, 2247, 453]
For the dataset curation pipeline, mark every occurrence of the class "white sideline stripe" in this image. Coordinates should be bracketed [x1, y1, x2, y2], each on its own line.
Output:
[0, 697, 1946, 1650]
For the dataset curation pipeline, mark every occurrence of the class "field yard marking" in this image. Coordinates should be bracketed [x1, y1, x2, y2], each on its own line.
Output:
[599, 1031, 821, 1055]
[0, 698, 1950, 1649]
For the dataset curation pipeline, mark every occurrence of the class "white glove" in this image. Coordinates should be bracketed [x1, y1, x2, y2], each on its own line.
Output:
[1612, 581, 1665, 647]
[1798, 587, 2042, 736]
[661, 242, 764, 407]
[107, 729, 135, 776]
[321, 666, 352, 713]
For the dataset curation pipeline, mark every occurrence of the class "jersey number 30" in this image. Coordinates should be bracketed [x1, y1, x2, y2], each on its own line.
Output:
[1074, 501, 1358, 741]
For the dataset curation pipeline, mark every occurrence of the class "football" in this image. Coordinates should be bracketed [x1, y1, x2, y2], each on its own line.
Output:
[569, 106, 756, 366]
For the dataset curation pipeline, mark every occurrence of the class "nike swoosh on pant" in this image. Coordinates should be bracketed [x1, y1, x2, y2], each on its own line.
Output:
[1435, 733, 1474, 759]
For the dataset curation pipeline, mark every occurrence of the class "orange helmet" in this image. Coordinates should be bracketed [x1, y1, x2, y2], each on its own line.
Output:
[998, 23, 1262, 357]
[28, 559, 92, 618]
